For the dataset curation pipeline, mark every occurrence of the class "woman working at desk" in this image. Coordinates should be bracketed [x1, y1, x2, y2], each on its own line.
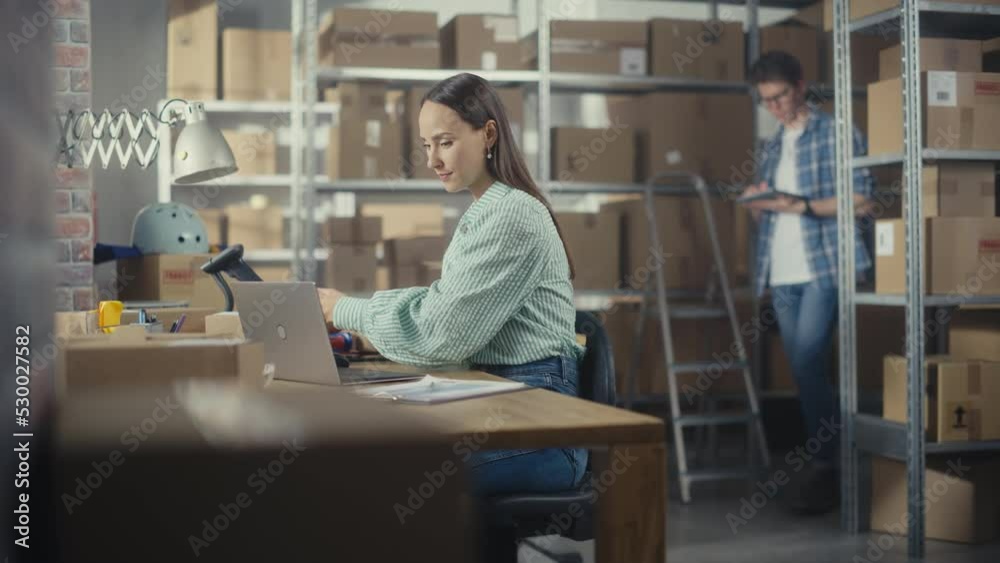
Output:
[317, 73, 587, 496]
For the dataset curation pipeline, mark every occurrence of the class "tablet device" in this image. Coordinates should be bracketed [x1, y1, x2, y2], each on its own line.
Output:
[736, 190, 806, 204]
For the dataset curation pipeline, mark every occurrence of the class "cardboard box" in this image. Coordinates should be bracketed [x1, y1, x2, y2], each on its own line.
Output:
[326, 83, 403, 179]
[376, 265, 390, 290]
[54, 384, 473, 563]
[649, 19, 744, 81]
[319, 8, 439, 69]
[985, 38, 1000, 73]
[879, 38, 983, 80]
[54, 311, 100, 338]
[222, 29, 291, 101]
[921, 162, 996, 217]
[949, 307, 1000, 361]
[119, 307, 218, 334]
[875, 218, 1000, 294]
[205, 311, 244, 337]
[869, 72, 1000, 156]
[221, 129, 278, 176]
[116, 254, 224, 309]
[555, 212, 620, 290]
[609, 92, 753, 184]
[850, 0, 1000, 23]
[57, 334, 265, 394]
[403, 86, 524, 179]
[167, 0, 217, 100]
[196, 208, 227, 246]
[440, 14, 521, 70]
[823, 32, 894, 87]
[551, 127, 636, 184]
[361, 203, 445, 239]
[384, 237, 448, 288]
[601, 197, 702, 290]
[872, 456, 1000, 544]
[225, 205, 284, 250]
[421, 261, 442, 283]
[322, 216, 382, 245]
[524, 20, 648, 75]
[324, 244, 377, 293]
[883, 355, 1000, 442]
[761, 23, 821, 83]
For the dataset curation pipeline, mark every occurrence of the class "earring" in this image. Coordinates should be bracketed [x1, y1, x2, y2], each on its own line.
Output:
[487, 150, 493, 160]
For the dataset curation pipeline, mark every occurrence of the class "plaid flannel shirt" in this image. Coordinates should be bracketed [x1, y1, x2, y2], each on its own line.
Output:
[753, 109, 874, 296]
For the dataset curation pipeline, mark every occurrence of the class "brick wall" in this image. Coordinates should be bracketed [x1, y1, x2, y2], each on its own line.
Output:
[53, 0, 94, 312]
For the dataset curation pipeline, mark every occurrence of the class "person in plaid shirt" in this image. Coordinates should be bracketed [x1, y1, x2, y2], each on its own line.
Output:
[740, 51, 873, 514]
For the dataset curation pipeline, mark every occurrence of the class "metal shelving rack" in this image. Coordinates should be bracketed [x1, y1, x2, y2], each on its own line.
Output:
[288, 0, 777, 280]
[833, 0, 1000, 557]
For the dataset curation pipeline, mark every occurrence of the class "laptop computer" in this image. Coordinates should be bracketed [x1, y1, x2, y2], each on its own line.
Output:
[231, 281, 423, 386]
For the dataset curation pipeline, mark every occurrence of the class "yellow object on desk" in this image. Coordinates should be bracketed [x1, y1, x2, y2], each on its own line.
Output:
[96, 301, 124, 333]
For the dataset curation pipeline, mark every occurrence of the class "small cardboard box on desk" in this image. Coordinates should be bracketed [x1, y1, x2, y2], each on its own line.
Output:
[116, 254, 226, 310]
[56, 327, 265, 396]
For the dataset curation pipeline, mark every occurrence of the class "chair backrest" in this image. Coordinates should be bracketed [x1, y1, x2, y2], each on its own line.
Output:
[574, 311, 616, 407]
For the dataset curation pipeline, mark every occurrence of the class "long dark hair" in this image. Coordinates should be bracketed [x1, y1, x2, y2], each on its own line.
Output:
[422, 73, 576, 280]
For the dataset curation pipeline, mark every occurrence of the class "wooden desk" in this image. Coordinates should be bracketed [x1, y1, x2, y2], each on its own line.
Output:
[268, 363, 667, 563]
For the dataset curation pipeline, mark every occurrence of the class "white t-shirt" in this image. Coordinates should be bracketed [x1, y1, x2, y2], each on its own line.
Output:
[768, 125, 814, 286]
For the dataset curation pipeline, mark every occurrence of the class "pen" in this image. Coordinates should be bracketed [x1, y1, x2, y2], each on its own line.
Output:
[171, 314, 187, 334]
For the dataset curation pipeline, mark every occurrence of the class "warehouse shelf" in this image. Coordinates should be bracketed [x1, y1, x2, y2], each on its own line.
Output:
[243, 248, 329, 262]
[548, 72, 749, 94]
[849, 1, 1000, 35]
[855, 292, 1000, 307]
[854, 149, 1000, 167]
[832, 0, 1000, 556]
[855, 414, 1000, 460]
[314, 179, 443, 193]
[196, 100, 339, 114]
[317, 66, 540, 86]
[171, 174, 328, 188]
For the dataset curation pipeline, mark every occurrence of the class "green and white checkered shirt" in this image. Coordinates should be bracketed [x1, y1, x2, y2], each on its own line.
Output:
[334, 181, 585, 368]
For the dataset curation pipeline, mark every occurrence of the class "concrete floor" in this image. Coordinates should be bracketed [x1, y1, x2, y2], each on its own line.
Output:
[520, 480, 1000, 563]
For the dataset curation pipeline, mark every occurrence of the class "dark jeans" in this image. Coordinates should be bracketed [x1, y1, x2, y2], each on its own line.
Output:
[467, 356, 589, 496]
[772, 282, 839, 463]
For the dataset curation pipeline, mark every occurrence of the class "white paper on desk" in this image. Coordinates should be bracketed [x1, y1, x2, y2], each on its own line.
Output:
[355, 375, 528, 404]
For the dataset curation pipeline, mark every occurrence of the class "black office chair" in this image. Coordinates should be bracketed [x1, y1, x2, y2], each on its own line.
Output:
[480, 311, 616, 563]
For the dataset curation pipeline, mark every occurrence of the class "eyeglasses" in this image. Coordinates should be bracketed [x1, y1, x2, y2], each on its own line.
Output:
[759, 86, 792, 107]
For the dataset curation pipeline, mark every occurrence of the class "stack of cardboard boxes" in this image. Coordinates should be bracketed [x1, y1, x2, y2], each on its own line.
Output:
[359, 203, 448, 290]
[319, 8, 440, 69]
[874, 354, 1000, 543]
[871, 38, 1000, 296]
[325, 82, 404, 180]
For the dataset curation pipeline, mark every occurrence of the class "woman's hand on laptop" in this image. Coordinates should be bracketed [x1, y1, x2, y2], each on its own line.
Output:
[318, 287, 346, 329]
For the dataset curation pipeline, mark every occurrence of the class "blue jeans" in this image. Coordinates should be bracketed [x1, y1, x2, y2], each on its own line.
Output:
[467, 356, 589, 496]
[772, 282, 838, 463]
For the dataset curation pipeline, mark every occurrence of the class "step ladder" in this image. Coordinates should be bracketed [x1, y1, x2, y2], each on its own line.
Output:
[622, 172, 770, 503]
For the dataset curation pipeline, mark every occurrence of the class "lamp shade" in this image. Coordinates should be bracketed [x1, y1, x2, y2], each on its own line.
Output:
[172, 102, 238, 184]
